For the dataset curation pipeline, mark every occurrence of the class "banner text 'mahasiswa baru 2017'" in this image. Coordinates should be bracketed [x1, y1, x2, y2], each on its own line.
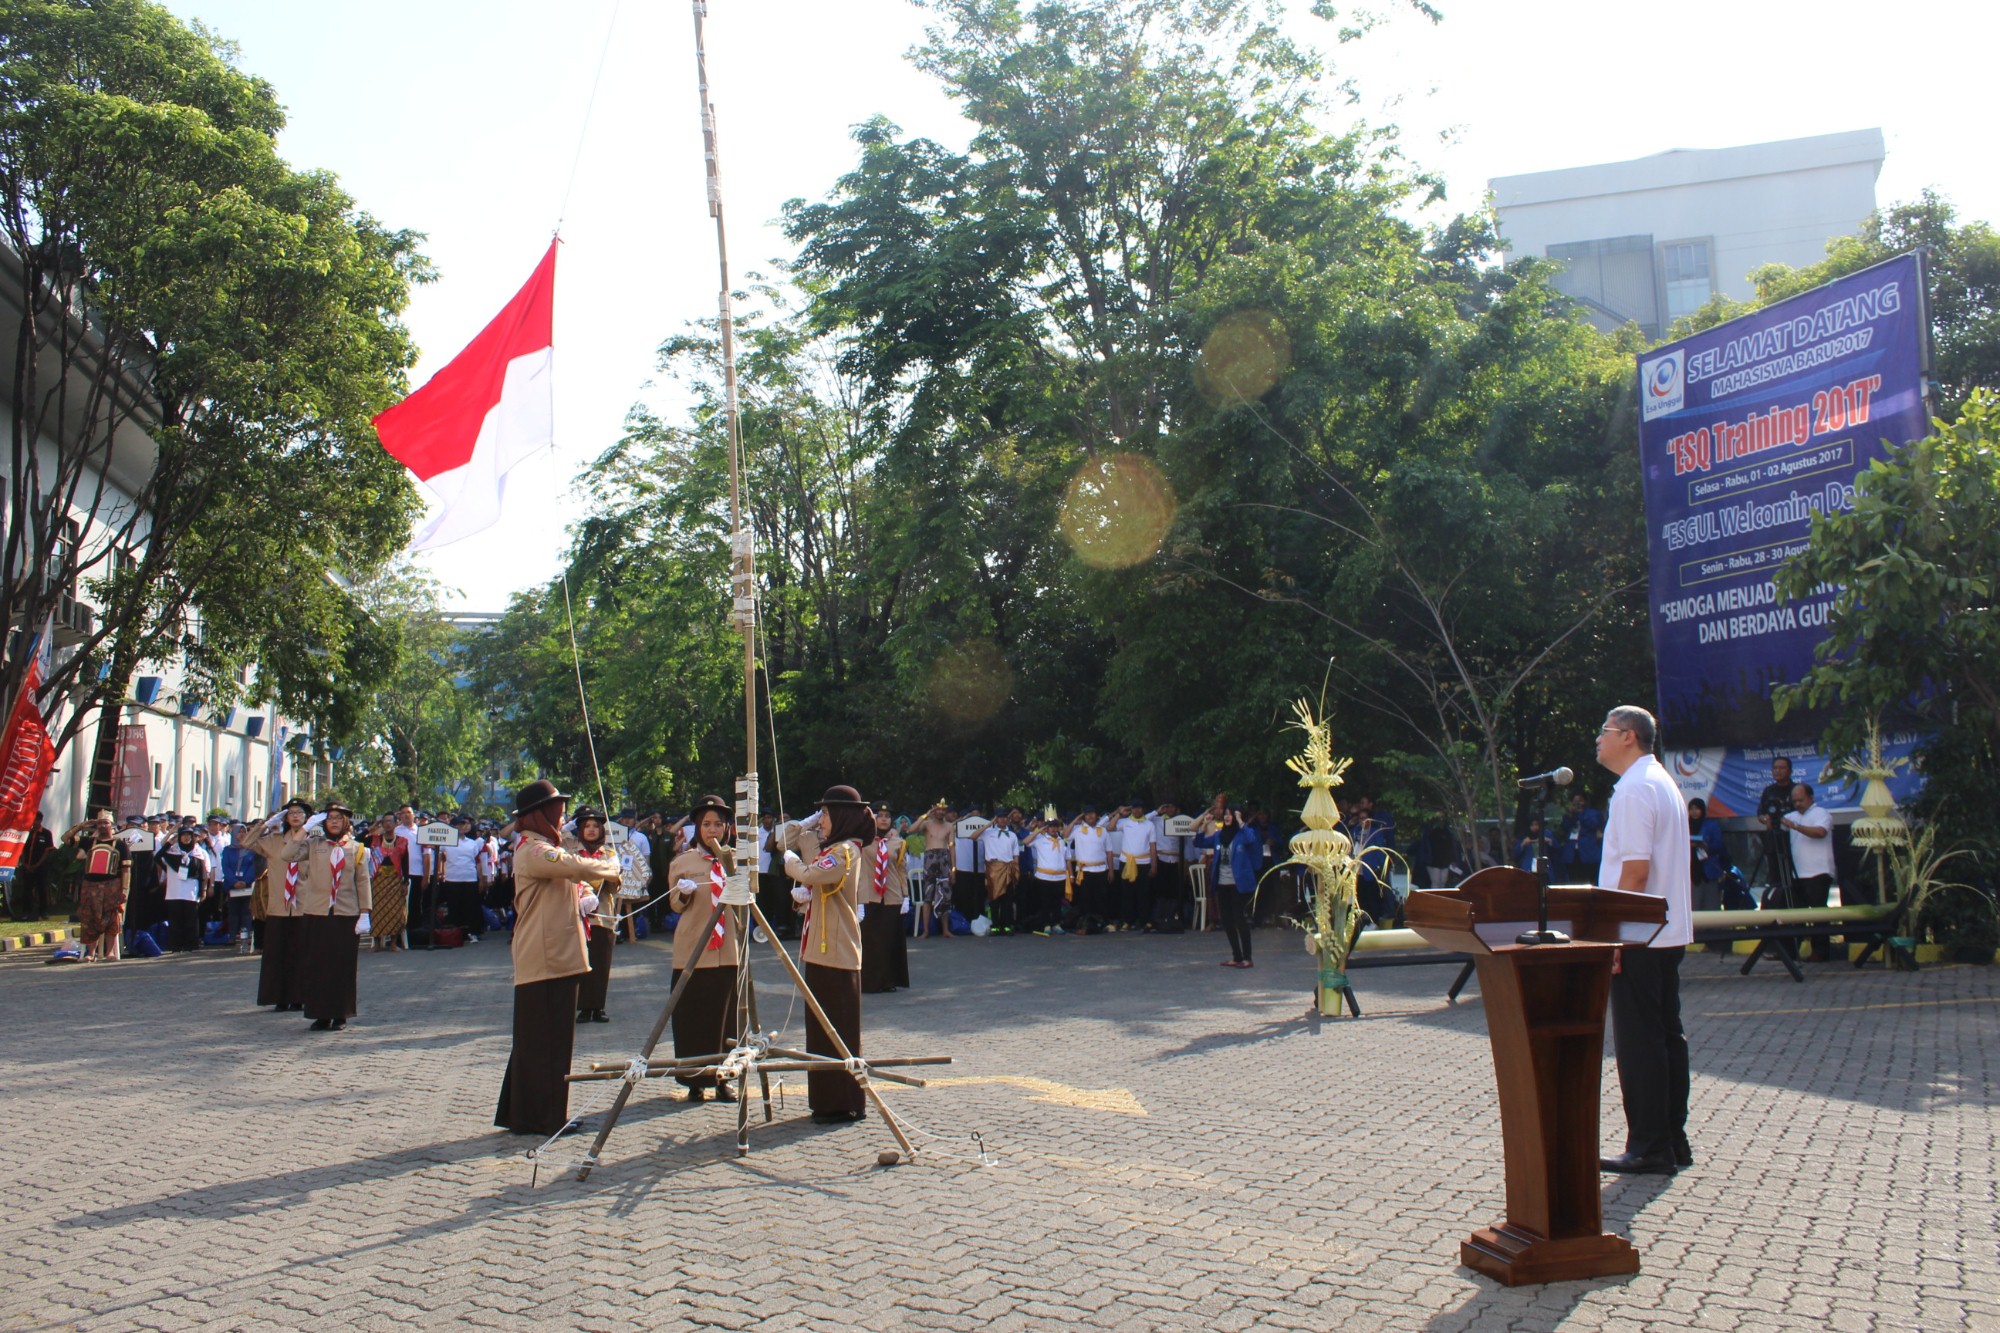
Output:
[1636, 252, 1930, 749]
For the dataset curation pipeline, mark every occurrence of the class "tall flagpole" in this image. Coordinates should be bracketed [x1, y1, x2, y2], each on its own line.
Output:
[693, 1, 759, 835]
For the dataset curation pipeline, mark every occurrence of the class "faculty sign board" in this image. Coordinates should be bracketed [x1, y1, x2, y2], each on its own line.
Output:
[1636, 252, 1929, 745]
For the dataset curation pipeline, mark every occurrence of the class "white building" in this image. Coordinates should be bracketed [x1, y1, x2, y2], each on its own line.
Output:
[1491, 129, 1884, 339]
[1, 246, 322, 831]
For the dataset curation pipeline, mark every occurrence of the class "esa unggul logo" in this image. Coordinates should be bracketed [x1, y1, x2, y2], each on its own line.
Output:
[1640, 349, 1685, 421]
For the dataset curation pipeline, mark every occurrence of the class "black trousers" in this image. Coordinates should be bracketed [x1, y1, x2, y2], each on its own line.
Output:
[951, 870, 985, 923]
[258, 916, 305, 1007]
[860, 906, 903, 993]
[803, 962, 864, 1115]
[1786, 872, 1835, 958]
[1609, 946, 1689, 1159]
[1218, 889, 1252, 962]
[1117, 861, 1149, 926]
[166, 900, 201, 952]
[1070, 869, 1110, 930]
[757, 869, 794, 937]
[496, 976, 580, 1135]
[442, 881, 484, 933]
[1149, 861, 1187, 931]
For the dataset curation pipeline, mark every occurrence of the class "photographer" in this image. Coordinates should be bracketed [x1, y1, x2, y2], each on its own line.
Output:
[1753, 756, 1797, 906]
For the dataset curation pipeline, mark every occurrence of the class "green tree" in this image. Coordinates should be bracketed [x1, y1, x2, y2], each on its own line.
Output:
[334, 566, 493, 816]
[0, 0, 429, 802]
[1775, 391, 2000, 865]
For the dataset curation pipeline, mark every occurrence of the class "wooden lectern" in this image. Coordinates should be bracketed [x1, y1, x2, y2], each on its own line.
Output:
[1406, 867, 1666, 1286]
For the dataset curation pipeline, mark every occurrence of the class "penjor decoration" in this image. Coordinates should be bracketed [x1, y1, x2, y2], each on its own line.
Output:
[1267, 699, 1368, 1017]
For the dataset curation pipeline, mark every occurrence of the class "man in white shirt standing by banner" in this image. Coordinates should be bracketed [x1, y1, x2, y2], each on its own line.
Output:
[1593, 703, 1695, 1176]
[1779, 782, 1838, 962]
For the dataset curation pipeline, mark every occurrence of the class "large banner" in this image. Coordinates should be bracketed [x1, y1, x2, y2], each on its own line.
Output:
[1637, 252, 1930, 745]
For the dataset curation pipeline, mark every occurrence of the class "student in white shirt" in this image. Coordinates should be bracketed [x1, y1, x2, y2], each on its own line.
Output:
[1107, 801, 1157, 931]
[1024, 818, 1070, 935]
[1594, 704, 1695, 1176]
[438, 815, 492, 941]
[978, 814, 1022, 934]
[1066, 807, 1112, 933]
[156, 825, 214, 953]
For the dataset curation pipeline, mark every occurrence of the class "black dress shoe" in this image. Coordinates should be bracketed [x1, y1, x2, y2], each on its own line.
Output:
[591, 1010, 609, 1023]
[309, 1018, 332, 1031]
[329, 1019, 346, 1031]
[1673, 1141, 1695, 1168]
[576, 1011, 591, 1025]
[1600, 1150, 1677, 1175]
[811, 1109, 865, 1125]
[713, 1084, 738, 1103]
[685, 1086, 706, 1103]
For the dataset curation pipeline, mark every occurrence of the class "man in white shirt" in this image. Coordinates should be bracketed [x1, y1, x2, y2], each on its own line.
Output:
[1780, 782, 1838, 961]
[978, 813, 1021, 934]
[1593, 704, 1695, 1176]
[1023, 816, 1070, 935]
[1147, 802, 1188, 932]
[1066, 807, 1111, 934]
[438, 814, 492, 941]
[1108, 801, 1157, 931]
[156, 824, 214, 953]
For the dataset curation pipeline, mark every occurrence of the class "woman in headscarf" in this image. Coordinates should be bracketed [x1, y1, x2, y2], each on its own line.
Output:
[780, 785, 874, 1124]
[860, 805, 910, 994]
[566, 807, 620, 1025]
[664, 795, 742, 1102]
[249, 799, 313, 1010]
[495, 780, 621, 1136]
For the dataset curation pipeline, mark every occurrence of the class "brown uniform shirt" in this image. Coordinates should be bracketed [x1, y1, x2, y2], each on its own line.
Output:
[269, 834, 373, 916]
[666, 847, 743, 971]
[247, 828, 308, 918]
[560, 835, 621, 929]
[510, 831, 620, 987]
[784, 837, 865, 971]
[860, 837, 908, 907]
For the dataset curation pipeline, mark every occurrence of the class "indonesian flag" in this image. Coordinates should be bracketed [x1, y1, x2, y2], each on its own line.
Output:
[374, 242, 557, 551]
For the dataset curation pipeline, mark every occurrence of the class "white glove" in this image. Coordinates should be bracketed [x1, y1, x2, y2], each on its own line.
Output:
[783, 848, 803, 866]
[901, 898, 912, 915]
[790, 885, 812, 905]
[579, 892, 599, 915]
[675, 877, 699, 893]
[305, 812, 328, 832]
[354, 912, 372, 936]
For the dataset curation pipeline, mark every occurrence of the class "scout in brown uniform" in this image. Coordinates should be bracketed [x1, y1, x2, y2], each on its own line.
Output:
[781, 784, 873, 1124]
[664, 794, 743, 1102]
[249, 799, 313, 1010]
[495, 780, 622, 1137]
[271, 801, 372, 1031]
[66, 811, 128, 961]
[564, 807, 620, 1025]
[860, 806, 911, 994]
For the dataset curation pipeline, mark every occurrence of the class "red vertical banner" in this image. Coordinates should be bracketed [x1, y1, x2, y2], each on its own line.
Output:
[0, 660, 56, 875]
[109, 724, 150, 818]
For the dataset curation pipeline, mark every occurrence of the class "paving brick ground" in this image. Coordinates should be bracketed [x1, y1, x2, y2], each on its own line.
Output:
[0, 927, 1993, 1331]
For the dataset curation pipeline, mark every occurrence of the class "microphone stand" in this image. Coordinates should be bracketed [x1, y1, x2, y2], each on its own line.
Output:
[1515, 777, 1571, 946]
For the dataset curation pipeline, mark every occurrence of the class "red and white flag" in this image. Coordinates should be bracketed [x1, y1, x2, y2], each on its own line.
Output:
[374, 242, 557, 551]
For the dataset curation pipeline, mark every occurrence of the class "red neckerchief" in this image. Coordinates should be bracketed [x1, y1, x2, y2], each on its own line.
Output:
[873, 839, 891, 902]
[326, 839, 348, 914]
[704, 851, 727, 950]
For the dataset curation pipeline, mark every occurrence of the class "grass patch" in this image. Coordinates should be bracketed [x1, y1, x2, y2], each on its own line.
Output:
[0, 917, 74, 940]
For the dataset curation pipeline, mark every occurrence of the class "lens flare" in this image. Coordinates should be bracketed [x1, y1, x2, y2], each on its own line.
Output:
[927, 640, 1013, 725]
[1058, 452, 1176, 569]
[1194, 309, 1293, 405]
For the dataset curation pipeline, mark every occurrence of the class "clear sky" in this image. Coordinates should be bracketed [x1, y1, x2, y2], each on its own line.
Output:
[159, 0, 1997, 612]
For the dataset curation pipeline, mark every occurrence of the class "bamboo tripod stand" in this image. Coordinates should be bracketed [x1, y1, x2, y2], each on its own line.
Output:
[565, 845, 952, 1180]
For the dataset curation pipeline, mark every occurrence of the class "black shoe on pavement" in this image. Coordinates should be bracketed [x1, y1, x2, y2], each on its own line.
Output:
[309, 1018, 331, 1031]
[1673, 1139, 1694, 1168]
[1599, 1151, 1677, 1175]
[686, 1087, 706, 1103]
[591, 1010, 609, 1023]
[714, 1085, 738, 1103]
[576, 1010, 591, 1025]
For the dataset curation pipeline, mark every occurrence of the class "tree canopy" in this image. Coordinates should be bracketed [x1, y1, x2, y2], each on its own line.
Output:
[0, 0, 427, 796]
[469, 0, 1653, 838]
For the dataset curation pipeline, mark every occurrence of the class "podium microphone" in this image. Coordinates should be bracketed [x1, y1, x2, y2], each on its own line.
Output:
[1516, 765, 1574, 946]
[1517, 766, 1574, 790]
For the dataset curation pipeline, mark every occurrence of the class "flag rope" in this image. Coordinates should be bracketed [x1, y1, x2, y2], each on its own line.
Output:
[553, 0, 626, 235]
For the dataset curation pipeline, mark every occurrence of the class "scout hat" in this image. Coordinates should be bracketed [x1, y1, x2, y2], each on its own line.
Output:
[323, 800, 354, 817]
[572, 806, 607, 827]
[818, 784, 868, 807]
[513, 779, 569, 818]
[688, 794, 731, 823]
